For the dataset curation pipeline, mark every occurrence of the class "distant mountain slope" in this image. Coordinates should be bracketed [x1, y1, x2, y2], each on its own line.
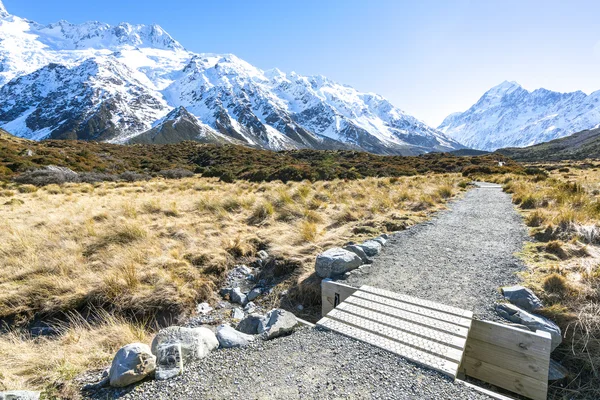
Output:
[0, 1, 462, 155]
[439, 81, 600, 151]
[497, 127, 600, 161]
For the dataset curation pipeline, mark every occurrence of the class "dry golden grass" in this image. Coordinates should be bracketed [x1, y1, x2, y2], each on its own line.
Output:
[488, 166, 600, 398]
[0, 173, 465, 393]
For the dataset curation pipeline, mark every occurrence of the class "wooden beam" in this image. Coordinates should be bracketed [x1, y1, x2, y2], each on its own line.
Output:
[321, 279, 358, 316]
[469, 320, 552, 359]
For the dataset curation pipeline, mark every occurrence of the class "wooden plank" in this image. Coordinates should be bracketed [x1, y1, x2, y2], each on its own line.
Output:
[352, 290, 472, 328]
[321, 279, 358, 316]
[360, 285, 474, 319]
[462, 356, 547, 400]
[465, 338, 549, 381]
[345, 296, 470, 338]
[318, 316, 460, 378]
[327, 308, 465, 363]
[336, 302, 467, 350]
[469, 320, 552, 360]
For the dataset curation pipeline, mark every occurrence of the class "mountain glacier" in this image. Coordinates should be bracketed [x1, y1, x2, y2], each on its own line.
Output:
[0, 1, 462, 154]
[438, 81, 600, 151]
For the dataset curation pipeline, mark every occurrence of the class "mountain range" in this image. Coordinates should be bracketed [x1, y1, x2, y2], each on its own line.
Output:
[439, 81, 600, 151]
[0, 1, 462, 155]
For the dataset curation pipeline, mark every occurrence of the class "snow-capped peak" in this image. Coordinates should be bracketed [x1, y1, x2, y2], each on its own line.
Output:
[439, 81, 600, 151]
[0, 1, 8, 18]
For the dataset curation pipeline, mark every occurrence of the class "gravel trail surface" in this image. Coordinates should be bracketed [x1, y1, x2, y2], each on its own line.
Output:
[346, 182, 528, 321]
[85, 183, 525, 399]
[93, 328, 489, 400]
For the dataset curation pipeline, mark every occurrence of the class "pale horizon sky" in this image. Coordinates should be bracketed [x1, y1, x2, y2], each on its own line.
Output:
[5, 0, 600, 127]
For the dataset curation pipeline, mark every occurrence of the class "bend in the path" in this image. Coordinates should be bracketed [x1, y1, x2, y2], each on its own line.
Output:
[346, 182, 528, 321]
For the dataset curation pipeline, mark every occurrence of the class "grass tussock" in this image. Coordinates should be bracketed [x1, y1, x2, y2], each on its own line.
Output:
[0, 173, 468, 391]
[500, 163, 600, 398]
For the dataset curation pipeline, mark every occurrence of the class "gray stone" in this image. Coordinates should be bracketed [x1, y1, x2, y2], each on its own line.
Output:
[151, 326, 218, 363]
[216, 324, 255, 348]
[379, 233, 389, 239]
[247, 287, 262, 301]
[230, 287, 248, 305]
[196, 302, 213, 315]
[548, 359, 568, 381]
[257, 250, 269, 259]
[108, 343, 156, 388]
[0, 392, 40, 400]
[496, 303, 562, 351]
[315, 247, 363, 278]
[343, 244, 370, 264]
[501, 285, 543, 312]
[357, 240, 382, 257]
[237, 313, 265, 335]
[372, 236, 387, 246]
[244, 302, 256, 313]
[232, 307, 245, 320]
[219, 288, 232, 297]
[155, 343, 183, 381]
[258, 309, 298, 340]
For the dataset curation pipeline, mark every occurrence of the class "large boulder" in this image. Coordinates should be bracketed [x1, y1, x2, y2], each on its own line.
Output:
[216, 324, 255, 348]
[108, 343, 156, 388]
[151, 326, 218, 363]
[0, 392, 41, 400]
[258, 309, 298, 340]
[357, 240, 382, 257]
[501, 285, 543, 313]
[237, 313, 265, 335]
[343, 244, 370, 264]
[371, 236, 387, 246]
[155, 343, 183, 381]
[496, 303, 562, 351]
[315, 248, 362, 278]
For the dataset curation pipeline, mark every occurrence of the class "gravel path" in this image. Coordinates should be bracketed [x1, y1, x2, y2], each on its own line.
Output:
[84, 183, 526, 399]
[346, 182, 528, 321]
[90, 328, 490, 400]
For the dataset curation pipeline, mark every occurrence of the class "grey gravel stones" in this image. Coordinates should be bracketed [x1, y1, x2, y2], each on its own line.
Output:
[155, 343, 183, 381]
[0, 391, 41, 400]
[501, 285, 543, 312]
[216, 324, 255, 348]
[496, 303, 562, 351]
[108, 343, 156, 387]
[151, 326, 218, 362]
[346, 185, 528, 321]
[315, 247, 362, 278]
[258, 309, 297, 340]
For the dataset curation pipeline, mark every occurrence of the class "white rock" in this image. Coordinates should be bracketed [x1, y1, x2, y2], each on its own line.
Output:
[232, 307, 245, 320]
[343, 244, 370, 264]
[151, 326, 218, 363]
[216, 324, 255, 348]
[257, 250, 269, 260]
[0, 391, 41, 400]
[244, 302, 256, 313]
[108, 343, 156, 388]
[155, 343, 183, 381]
[358, 240, 382, 257]
[196, 302, 213, 315]
[315, 247, 363, 278]
[259, 309, 298, 340]
[247, 287, 262, 301]
[230, 287, 248, 306]
[372, 236, 387, 246]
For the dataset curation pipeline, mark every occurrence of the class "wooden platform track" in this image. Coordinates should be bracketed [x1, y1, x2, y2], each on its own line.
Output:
[317, 282, 473, 379]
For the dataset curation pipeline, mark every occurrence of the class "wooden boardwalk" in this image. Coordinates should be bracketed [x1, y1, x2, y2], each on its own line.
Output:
[317, 284, 473, 379]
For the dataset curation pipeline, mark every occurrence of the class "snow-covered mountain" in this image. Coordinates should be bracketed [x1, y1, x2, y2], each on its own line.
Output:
[0, 1, 462, 154]
[439, 81, 600, 151]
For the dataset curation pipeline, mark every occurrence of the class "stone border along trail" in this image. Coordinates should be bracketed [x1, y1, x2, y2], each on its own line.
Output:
[346, 181, 528, 321]
[88, 182, 526, 399]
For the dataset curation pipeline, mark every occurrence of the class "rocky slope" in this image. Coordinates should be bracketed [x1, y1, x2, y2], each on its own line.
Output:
[439, 81, 600, 151]
[0, 1, 462, 154]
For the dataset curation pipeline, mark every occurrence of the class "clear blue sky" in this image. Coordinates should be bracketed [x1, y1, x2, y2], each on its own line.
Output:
[6, 0, 600, 126]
